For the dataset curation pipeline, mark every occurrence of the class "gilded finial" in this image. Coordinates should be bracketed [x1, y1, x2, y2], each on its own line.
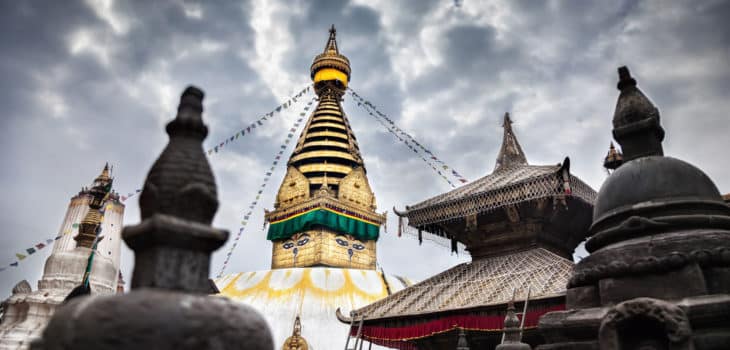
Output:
[494, 112, 528, 171]
[603, 142, 623, 170]
[283, 315, 309, 350]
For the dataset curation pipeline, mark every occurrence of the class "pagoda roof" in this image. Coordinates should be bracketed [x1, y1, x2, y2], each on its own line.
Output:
[340, 248, 572, 322]
[397, 114, 596, 227]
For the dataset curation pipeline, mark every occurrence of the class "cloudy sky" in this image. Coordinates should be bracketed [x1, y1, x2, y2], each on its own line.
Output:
[1, 0, 729, 297]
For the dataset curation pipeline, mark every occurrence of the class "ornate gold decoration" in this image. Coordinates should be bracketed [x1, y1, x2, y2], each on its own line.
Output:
[276, 167, 310, 209]
[298, 163, 352, 175]
[75, 164, 113, 248]
[289, 150, 358, 163]
[338, 167, 376, 210]
[310, 25, 351, 84]
[272, 230, 376, 269]
[267, 26, 383, 270]
[282, 316, 309, 350]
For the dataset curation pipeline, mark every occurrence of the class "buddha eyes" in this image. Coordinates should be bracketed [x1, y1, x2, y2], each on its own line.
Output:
[283, 242, 295, 249]
[335, 237, 365, 251]
[297, 237, 309, 246]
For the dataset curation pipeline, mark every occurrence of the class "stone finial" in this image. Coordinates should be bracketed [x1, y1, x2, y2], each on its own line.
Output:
[496, 299, 531, 350]
[612, 66, 664, 161]
[124, 86, 226, 293]
[456, 329, 470, 350]
[33, 86, 274, 350]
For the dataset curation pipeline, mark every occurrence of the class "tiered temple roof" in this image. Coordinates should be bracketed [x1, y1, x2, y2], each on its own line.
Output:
[340, 113, 597, 349]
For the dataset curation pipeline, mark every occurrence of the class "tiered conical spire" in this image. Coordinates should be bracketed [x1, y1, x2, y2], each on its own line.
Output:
[494, 113, 528, 171]
[289, 89, 364, 193]
[75, 163, 113, 248]
[267, 26, 384, 270]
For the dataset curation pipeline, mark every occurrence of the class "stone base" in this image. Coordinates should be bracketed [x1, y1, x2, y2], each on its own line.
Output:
[538, 295, 730, 350]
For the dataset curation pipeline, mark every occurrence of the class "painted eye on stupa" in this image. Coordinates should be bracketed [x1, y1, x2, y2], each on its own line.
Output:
[297, 237, 309, 246]
[335, 238, 348, 247]
[352, 243, 365, 251]
[283, 241, 295, 249]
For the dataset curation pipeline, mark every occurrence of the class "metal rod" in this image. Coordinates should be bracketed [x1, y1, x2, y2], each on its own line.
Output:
[368, 340, 373, 350]
[519, 286, 531, 340]
[352, 316, 364, 350]
[501, 288, 517, 344]
[359, 335, 365, 350]
[344, 316, 354, 350]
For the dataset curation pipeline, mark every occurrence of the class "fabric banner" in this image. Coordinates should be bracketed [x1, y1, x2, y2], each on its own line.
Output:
[353, 304, 564, 348]
[267, 208, 379, 241]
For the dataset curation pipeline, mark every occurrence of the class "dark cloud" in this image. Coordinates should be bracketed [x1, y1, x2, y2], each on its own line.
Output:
[2, 0, 729, 298]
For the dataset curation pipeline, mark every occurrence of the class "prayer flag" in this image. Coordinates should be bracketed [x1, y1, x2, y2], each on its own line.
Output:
[246, 127, 251, 132]
[36, 243, 46, 250]
[26, 248, 35, 255]
[276, 107, 282, 112]
[46, 239, 54, 244]
[16, 253, 26, 260]
[257, 120, 263, 126]
[10, 262, 18, 267]
[55, 235, 62, 240]
[459, 179, 468, 183]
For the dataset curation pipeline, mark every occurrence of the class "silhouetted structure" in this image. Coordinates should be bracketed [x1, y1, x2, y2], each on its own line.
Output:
[31, 87, 274, 350]
[538, 67, 730, 349]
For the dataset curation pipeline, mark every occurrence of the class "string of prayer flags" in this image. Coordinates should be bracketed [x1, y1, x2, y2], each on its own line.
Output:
[2, 232, 60, 272]
[216, 95, 316, 278]
[206, 85, 311, 155]
[348, 88, 469, 187]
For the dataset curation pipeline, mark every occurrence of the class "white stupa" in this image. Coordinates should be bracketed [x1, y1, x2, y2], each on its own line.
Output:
[0, 165, 124, 349]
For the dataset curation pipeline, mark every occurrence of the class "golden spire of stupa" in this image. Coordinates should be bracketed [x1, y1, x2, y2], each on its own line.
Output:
[266, 26, 384, 270]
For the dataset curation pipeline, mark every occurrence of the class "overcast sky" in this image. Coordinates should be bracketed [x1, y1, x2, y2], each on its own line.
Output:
[2, 0, 729, 297]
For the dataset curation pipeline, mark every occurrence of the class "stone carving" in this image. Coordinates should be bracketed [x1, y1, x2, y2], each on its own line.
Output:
[598, 298, 692, 350]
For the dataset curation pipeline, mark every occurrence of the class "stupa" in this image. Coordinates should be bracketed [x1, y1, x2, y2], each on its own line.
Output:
[214, 26, 411, 349]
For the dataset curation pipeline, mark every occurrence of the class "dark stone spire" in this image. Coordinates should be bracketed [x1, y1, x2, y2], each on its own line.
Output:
[33, 87, 273, 350]
[538, 66, 730, 350]
[126, 86, 225, 293]
[612, 66, 664, 161]
[494, 112, 528, 171]
[456, 329, 470, 350]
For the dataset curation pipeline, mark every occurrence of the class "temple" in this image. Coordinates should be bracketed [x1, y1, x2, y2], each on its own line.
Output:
[338, 113, 597, 349]
[0, 165, 124, 349]
[214, 26, 411, 350]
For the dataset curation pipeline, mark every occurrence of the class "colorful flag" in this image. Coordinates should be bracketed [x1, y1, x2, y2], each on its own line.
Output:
[16, 253, 26, 260]
[46, 239, 54, 244]
[36, 243, 46, 250]
[26, 248, 36, 255]
[10, 262, 18, 267]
